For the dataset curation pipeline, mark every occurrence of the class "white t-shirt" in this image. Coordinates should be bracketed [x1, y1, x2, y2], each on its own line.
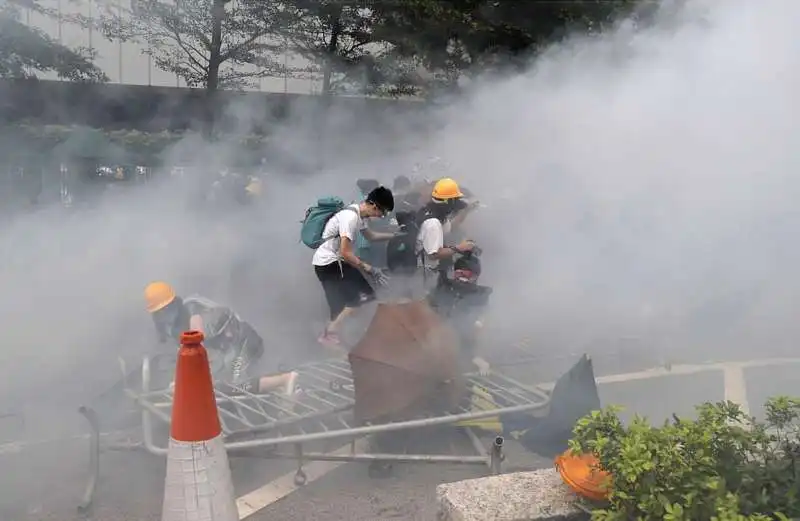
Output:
[312, 205, 365, 266]
[416, 217, 452, 270]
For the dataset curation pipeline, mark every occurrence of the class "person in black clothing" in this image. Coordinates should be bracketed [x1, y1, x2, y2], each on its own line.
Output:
[427, 251, 492, 374]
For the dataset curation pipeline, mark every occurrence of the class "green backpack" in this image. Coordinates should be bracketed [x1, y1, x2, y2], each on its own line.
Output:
[300, 196, 356, 249]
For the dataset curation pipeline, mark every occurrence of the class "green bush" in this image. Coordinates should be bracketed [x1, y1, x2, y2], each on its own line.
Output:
[569, 397, 800, 521]
[0, 124, 272, 164]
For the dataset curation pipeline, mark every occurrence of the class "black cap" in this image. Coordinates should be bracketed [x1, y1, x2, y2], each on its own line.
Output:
[366, 186, 394, 213]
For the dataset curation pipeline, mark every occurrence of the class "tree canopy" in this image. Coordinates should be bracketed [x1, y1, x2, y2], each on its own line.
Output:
[95, 0, 294, 91]
[0, 0, 107, 81]
[2, 0, 650, 93]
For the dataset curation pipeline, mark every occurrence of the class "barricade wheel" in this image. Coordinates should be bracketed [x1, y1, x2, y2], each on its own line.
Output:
[294, 470, 307, 486]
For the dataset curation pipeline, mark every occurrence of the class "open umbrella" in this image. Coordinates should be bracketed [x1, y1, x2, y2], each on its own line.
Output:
[349, 300, 465, 424]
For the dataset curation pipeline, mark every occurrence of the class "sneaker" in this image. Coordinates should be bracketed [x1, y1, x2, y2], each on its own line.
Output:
[317, 331, 341, 347]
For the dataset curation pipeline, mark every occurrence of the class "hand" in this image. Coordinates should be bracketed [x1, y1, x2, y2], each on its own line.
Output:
[467, 199, 481, 210]
[473, 357, 491, 376]
[456, 240, 475, 253]
[362, 263, 389, 286]
[370, 268, 390, 287]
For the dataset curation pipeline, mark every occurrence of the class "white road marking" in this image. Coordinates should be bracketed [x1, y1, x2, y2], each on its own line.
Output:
[236, 438, 369, 519]
[232, 357, 800, 517]
[723, 365, 751, 416]
[536, 357, 800, 391]
[0, 431, 126, 455]
[3, 355, 798, 516]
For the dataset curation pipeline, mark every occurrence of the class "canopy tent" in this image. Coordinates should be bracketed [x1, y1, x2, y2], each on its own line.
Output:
[51, 127, 132, 164]
[349, 300, 465, 424]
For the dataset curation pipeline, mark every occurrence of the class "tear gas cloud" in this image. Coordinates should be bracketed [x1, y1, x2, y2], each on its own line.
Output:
[0, 0, 798, 409]
[429, 0, 800, 362]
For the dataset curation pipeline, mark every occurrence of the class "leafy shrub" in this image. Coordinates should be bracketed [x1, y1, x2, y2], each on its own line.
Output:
[569, 397, 800, 520]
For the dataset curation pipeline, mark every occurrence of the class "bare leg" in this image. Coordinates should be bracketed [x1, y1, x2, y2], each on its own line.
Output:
[257, 371, 298, 395]
[326, 306, 355, 333]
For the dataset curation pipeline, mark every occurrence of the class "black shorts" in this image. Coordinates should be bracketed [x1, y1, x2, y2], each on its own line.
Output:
[315, 261, 375, 320]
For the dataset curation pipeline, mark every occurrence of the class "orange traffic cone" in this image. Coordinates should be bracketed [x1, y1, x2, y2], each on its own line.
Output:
[161, 331, 238, 521]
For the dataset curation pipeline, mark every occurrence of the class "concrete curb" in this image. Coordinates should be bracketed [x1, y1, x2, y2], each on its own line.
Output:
[436, 468, 590, 521]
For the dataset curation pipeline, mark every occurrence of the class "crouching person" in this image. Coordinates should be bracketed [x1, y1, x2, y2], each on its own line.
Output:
[144, 281, 297, 395]
[428, 253, 493, 375]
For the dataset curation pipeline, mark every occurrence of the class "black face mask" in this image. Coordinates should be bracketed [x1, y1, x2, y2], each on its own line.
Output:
[152, 300, 188, 344]
[426, 201, 453, 222]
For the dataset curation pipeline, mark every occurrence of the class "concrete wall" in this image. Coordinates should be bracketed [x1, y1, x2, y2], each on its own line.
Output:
[0, 79, 426, 132]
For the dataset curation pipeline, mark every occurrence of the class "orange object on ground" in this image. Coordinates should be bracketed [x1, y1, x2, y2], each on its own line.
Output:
[170, 330, 222, 442]
[554, 450, 612, 501]
[162, 330, 237, 521]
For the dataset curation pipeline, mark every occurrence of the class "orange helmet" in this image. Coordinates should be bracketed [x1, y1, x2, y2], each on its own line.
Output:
[431, 178, 464, 200]
[144, 281, 176, 313]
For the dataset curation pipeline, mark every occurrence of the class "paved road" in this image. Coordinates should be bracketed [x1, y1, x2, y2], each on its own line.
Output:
[2, 354, 799, 521]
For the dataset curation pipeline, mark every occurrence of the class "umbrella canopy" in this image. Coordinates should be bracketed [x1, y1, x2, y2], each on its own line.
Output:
[349, 300, 465, 423]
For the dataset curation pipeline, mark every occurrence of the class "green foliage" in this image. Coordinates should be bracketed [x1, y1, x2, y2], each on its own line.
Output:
[0, 0, 107, 81]
[371, 0, 646, 88]
[6, 0, 655, 97]
[569, 397, 800, 521]
[90, 0, 291, 90]
[1, 124, 272, 163]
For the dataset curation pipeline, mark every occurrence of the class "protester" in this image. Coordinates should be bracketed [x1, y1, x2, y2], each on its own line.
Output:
[143, 281, 297, 395]
[391, 175, 422, 214]
[385, 178, 479, 298]
[312, 186, 397, 348]
[428, 251, 492, 375]
[353, 178, 385, 267]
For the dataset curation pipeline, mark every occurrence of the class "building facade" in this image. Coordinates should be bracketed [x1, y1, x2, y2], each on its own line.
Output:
[26, 0, 320, 93]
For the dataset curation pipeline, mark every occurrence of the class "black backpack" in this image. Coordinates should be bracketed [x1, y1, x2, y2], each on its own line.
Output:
[386, 208, 434, 274]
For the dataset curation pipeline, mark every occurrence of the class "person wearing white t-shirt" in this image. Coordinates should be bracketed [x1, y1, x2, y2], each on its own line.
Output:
[415, 178, 478, 290]
[313, 186, 397, 348]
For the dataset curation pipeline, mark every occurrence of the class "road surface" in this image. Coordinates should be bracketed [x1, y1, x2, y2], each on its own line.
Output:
[2, 352, 799, 521]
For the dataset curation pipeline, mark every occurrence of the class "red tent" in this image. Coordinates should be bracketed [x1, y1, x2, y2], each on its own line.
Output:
[349, 300, 466, 424]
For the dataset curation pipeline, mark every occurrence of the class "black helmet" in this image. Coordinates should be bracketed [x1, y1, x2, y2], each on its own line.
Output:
[366, 186, 394, 213]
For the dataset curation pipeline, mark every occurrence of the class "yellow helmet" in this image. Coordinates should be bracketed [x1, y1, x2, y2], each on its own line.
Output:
[431, 177, 464, 200]
[245, 178, 262, 196]
[144, 281, 176, 313]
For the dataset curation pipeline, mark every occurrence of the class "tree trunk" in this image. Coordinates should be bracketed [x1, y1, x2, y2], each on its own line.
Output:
[321, 10, 343, 97]
[204, 0, 226, 136]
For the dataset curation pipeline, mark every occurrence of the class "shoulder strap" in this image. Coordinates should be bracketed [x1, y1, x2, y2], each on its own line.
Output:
[320, 206, 359, 244]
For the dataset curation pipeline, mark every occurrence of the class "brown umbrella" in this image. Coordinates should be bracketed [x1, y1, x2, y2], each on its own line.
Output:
[349, 300, 466, 424]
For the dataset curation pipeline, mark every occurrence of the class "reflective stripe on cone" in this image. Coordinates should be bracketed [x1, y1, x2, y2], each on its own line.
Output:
[161, 330, 238, 521]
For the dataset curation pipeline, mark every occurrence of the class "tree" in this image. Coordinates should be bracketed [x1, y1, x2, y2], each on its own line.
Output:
[94, 0, 289, 91]
[569, 397, 800, 520]
[0, 0, 107, 81]
[275, 0, 388, 96]
[371, 0, 645, 91]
